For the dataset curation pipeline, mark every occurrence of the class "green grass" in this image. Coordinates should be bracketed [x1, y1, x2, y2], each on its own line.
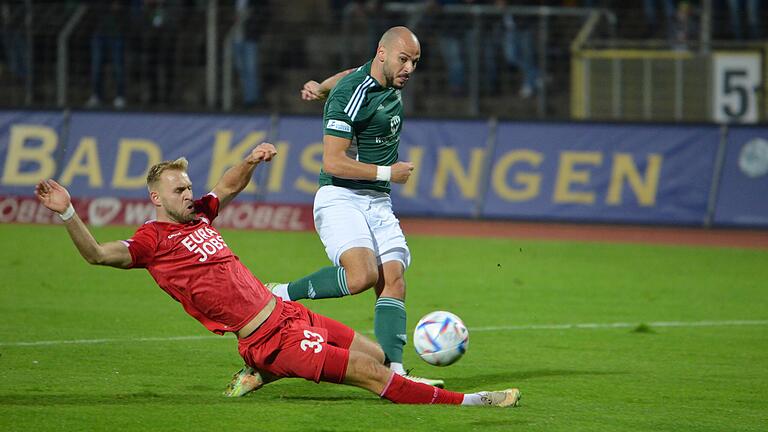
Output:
[1, 224, 767, 431]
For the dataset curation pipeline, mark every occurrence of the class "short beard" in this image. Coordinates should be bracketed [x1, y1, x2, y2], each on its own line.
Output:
[383, 62, 395, 88]
[167, 208, 195, 224]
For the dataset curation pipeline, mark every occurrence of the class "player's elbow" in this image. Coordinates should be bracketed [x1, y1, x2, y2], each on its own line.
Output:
[323, 158, 343, 177]
[85, 253, 105, 266]
[84, 248, 109, 266]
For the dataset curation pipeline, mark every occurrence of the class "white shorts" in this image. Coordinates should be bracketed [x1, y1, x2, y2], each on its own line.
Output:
[313, 185, 411, 270]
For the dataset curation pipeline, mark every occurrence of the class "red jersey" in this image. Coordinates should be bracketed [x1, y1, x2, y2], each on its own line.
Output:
[122, 193, 271, 335]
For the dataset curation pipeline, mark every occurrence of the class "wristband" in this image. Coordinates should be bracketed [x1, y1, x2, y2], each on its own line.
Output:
[376, 165, 392, 182]
[58, 203, 75, 221]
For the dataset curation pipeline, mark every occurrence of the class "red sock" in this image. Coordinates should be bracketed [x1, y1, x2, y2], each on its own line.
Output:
[380, 373, 464, 405]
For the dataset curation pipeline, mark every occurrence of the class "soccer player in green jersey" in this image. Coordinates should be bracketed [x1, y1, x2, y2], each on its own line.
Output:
[305, 24, 420, 375]
[224, 26, 443, 396]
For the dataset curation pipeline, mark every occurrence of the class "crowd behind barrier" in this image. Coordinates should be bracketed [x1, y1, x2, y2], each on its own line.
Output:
[1, 1, 765, 119]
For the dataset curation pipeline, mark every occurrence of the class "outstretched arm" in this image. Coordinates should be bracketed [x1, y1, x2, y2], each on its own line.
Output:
[300, 68, 355, 101]
[212, 142, 277, 208]
[35, 179, 132, 268]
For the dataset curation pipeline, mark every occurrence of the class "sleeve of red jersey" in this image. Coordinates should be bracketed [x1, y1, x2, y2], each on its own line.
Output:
[122, 224, 159, 268]
[194, 193, 221, 221]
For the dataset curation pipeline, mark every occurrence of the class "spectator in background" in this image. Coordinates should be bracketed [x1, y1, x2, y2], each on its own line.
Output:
[726, 0, 761, 39]
[669, 0, 697, 49]
[1, 0, 28, 82]
[86, 0, 127, 109]
[341, 0, 387, 67]
[140, 0, 180, 106]
[490, 0, 541, 98]
[643, 0, 676, 38]
[418, 0, 475, 96]
[232, 0, 270, 108]
[421, 0, 540, 98]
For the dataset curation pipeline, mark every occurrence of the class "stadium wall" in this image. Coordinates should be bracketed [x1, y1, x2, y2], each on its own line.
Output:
[1, 110, 767, 228]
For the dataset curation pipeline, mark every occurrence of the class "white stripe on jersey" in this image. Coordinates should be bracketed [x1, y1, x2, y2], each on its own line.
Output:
[343, 76, 373, 114]
[348, 80, 376, 121]
[345, 77, 376, 121]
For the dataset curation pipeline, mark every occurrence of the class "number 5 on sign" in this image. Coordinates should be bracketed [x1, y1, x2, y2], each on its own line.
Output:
[712, 53, 762, 123]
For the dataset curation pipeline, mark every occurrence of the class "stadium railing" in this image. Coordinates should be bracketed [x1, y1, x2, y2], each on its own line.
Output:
[1, 1, 765, 123]
[0, 1, 613, 120]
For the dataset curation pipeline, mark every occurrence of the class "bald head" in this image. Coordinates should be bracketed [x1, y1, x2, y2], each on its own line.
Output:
[373, 26, 420, 89]
[379, 26, 420, 51]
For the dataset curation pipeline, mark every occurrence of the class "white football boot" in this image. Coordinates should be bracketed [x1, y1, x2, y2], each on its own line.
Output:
[478, 388, 522, 407]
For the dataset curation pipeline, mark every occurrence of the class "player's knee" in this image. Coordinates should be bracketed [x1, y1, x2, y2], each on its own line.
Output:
[351, 332, 385, 364]
[345, 267, 378, 294]
[384, 275, 406, 297]
[377, 271, 406, 299]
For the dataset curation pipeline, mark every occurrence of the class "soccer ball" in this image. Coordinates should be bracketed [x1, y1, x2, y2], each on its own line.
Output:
[413, 311, 469, 366]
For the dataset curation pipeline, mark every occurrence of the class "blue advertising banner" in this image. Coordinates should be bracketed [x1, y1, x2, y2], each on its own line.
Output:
[1, 111, 272, 199]
[482, 123, 721, 224]
[714, 127, 768, 226]
[0, 111, 65, 196]
[394, 119, 490, 217]
[266, 115, 324, 204]
[0, 110, 746, 227]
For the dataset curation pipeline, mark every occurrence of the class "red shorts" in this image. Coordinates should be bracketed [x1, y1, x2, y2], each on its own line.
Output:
[237, 299, 355, 383]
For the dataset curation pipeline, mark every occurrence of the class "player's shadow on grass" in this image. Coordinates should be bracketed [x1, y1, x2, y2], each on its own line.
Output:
[0, 389, 371, 406]
[0, 392, 210, 406]
[448, 369, 625, 389]
[277, 395, 374, 402]
[0, 370, 623, 406]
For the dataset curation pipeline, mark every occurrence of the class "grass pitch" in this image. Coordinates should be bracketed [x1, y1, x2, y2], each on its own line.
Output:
[1, 224, 766, 431]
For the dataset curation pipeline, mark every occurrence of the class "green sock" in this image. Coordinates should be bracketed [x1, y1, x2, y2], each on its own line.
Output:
[374, 297, 407, 365]
[287, 266, 350, 300]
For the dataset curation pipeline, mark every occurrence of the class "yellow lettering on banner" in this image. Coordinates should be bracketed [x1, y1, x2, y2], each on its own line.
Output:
[492, 150, 543, 201]
[432, 148, 485, 199]
[401, 146, 424, 197]
[267, 141, 289, 192]
[112, 139, 162, 188]
[1, 124, 58, 185]
[607, 153, 662, 206]
[207, 130, 266, 192]
[294, 143, 323, 194]
[59, 137, 103, 187]
[553, 151, 602, 204]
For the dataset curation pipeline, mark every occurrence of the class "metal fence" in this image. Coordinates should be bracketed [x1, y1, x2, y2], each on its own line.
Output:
[1, 1, 766, 121]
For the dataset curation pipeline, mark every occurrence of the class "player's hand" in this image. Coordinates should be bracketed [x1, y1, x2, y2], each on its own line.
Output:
[390, 161, 415, 184]
[300, 80, 325, 101]
[247, 142, 278, 164]
[34, 179, 71, 214]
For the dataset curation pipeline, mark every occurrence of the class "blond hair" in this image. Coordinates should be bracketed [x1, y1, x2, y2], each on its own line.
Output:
[146, 157, 189, 188]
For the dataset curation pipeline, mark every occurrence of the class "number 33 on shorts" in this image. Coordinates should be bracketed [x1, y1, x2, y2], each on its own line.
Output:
[300, 329, 325, 353]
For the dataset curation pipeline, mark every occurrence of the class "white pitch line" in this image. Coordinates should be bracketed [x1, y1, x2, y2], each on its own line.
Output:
[0, 335, 221, 347]
[2, 319, 767, 348]
[470, 319, 768, 331]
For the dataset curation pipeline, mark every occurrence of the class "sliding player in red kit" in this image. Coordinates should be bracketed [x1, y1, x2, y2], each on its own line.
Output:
[34, 142, 520, 407]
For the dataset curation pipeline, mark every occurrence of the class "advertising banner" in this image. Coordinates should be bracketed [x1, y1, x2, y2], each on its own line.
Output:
[713, 126, 768, 226]
[0, 111, 743, 227]
[482, 123, 721, 224]
[1, 111, 66, 196]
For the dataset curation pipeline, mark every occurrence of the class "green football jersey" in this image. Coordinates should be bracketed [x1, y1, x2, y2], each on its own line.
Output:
[320, 61, 404, 193]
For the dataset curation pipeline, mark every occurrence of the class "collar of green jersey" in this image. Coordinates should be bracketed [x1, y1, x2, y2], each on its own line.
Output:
[361, 60, 384, 89]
